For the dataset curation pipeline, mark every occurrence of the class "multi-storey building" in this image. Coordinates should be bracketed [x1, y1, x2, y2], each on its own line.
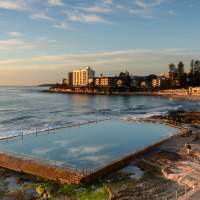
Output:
[72, 67, 95, 86]
[152, 78, 161, 88]
[152, 76, 172, 89]
[94, 77, 116, 87]
[68, 72, 73, 86]
[62, 78, 68, 85]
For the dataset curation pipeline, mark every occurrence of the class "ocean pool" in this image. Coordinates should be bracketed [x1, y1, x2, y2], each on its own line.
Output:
[0, 120, 177, 170]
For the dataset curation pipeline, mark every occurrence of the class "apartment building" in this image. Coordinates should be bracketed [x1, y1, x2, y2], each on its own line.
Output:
[95, 77, 116, 87]
[72, 67, 95, 86]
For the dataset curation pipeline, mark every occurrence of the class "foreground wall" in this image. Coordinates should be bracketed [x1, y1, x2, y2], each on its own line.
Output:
[0, 153, 83, 184]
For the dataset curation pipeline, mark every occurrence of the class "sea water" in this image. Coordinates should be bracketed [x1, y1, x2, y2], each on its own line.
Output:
[0, 86, 198, 139]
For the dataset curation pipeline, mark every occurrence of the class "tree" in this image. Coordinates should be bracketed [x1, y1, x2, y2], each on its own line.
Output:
[169, 63, 177, 73]
[190, 60, 200, 86]
[194, 60, 200, 74]
[168, 63, 177, 88]
[191, 60, 195, 74]
[118, 71, 132, 87]
[177, 61, 184, 74]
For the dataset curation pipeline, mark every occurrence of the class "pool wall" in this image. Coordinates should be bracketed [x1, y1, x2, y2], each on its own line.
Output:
[0, 152, 84, 184]
[82, 133, 179, 183]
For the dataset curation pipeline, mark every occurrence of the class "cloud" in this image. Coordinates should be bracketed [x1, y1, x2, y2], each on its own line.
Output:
[0, 0, 176, 31]
[30, 11, 69, 30]
[135, 0, 163, 9]
[64, 145, 112, 166]
[130, 0, 165, 18]
[53, 140, 70, 147]
[0, 0, 28, 10]
[1, 48, 199, 68]
[0, 38, 34, 50]
[31, 13, 56, 22]
[66, 11, 107, 23]
[0, 48, 199, 85]
[81, 155, 109, 163]
[140, 0, 164, 7]
[53, 21, 68, 29]
[0, 37, 57, 51]
[67, 146, 104, 157]
[1, 48, 198, 64]
[103, 0, 113, 4]
[129, 9, 154, 18]
[84, 5, 111, 13]
[32, 146, 57, 156]
[7, 31, 24, 37]
[62, 1, 112, 24]
[168, 10, 176, 16]
[47, 0, 64, 6]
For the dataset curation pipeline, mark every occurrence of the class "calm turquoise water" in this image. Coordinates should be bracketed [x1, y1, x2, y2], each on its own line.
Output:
[0, 120, 177, 169]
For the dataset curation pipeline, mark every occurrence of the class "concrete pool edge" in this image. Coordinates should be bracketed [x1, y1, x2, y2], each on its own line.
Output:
[82, 131, 180, 183]
[0, 151, 84, 184]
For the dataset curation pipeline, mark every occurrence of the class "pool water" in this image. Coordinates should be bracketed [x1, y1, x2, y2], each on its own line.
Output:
[0, 120, 177, 170]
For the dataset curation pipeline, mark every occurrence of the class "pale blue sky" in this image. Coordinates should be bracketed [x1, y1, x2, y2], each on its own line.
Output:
[0, 0, 200, 85]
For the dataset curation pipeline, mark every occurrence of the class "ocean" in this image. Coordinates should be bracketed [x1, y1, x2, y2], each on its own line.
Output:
[0, 86, 198, 139]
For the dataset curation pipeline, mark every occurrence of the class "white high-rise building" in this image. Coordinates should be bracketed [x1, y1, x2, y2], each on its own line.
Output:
[72, 67, 95, 86]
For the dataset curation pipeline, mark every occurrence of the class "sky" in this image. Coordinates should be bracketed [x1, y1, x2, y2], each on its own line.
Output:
[0, 0, 200, 86]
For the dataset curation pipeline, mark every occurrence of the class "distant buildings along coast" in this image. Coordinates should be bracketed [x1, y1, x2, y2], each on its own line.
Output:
[52, 59, 200, 94]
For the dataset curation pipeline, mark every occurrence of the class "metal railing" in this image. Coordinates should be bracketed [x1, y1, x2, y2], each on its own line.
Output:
[0, 116, 111, 141]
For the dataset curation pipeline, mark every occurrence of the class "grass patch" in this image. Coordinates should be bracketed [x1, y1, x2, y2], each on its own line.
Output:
[76, 187, 109, 200]
[0, 191, 6, 197]
[58, 184, 78, 197]
[57, 184, 109, 200]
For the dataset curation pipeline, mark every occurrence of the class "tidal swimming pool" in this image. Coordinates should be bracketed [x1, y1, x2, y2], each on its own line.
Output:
[0, 120, 177, 170]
